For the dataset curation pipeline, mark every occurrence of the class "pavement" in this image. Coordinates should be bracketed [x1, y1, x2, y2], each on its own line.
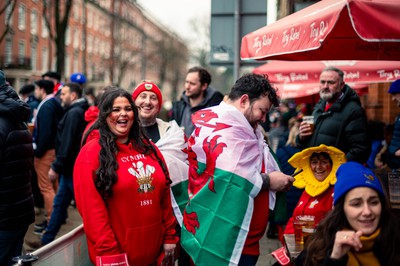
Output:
[23, 205, 82, 253]
[23, 206, 281, 265]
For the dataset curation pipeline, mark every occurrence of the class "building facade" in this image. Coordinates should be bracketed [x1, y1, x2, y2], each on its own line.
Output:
[0, 0, 189, 100]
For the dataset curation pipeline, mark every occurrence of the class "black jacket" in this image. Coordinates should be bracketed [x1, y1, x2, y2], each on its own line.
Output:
[170, 87, 224, 137]
[0, 84, 35, 230]
[297, 85, 370, 163]
[33, 96, 64, 158]
[52, 98, 88, 177]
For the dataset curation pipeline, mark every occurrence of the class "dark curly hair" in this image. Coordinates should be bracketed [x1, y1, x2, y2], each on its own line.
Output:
[228, 73, 280, 107]
[84, 87, 170, 199]
[303, 193, 400, 265]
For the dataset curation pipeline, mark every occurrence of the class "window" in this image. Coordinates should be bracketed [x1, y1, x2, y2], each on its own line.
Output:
[73, 29, 79, 49]
[65, 54, 70, 78]
[73, 4, 79, 20]
[5, 39, 12, 64]
[73, 54, 78, 72]
[18, 4, 26, 30]
[42, 47, 48, 72]
[41, 17, 49, 38]
[31, 9, 38, 34]
[18, 40, 26, 65]
[65, 27, 71, 45]
[5, 4, 13, 26]
[87, 35, 92, 53]
[87, 11, 92, 28]
[31, 45, 37, 71]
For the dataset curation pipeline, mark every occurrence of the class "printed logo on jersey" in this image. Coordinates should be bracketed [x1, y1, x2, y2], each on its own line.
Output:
[128, 161, 155, 193]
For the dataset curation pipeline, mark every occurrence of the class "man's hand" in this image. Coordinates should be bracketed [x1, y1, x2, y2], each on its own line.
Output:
[268, 171, 294, 191]
[48, 168, 59, 183]
[298, 121, 313, 140]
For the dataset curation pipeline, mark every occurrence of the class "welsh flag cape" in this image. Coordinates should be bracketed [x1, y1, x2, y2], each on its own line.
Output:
[156, 120, 189, 226]
[181, 102, 279, 265]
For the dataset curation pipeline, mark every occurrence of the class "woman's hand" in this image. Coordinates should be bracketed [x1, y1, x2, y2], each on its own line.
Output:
[330, 230, 363, 260]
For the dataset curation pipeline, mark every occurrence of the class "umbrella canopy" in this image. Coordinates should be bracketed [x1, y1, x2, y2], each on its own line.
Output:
[241, 0, 400, 61]
[253, 60, 400, 84]
[275, 83, 368, 99]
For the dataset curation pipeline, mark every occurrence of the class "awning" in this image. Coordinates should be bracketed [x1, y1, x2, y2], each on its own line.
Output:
[253, 60, 400, 84]
[275, 83, 368, 99]
[241, 0, 400, 61]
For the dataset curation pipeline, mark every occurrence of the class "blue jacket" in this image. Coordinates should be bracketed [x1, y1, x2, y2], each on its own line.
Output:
[33, 97, 64, 158]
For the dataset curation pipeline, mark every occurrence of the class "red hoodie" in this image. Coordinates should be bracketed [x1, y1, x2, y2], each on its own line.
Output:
[74, 138, 178, 266]
[284, 186, 334, 234]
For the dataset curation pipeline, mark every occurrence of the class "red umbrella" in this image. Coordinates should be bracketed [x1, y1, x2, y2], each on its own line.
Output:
[241, 0, 400, 61]
[274, 83, 368, 99]
[253, 60, 400, 84]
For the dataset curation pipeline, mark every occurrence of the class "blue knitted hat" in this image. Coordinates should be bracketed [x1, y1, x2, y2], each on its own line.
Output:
[388, 79, 400, 94]
[333, 162, 385, 205]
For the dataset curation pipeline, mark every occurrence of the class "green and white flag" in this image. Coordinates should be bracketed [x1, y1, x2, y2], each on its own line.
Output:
[156, 120, 189, 226]
[182, 102, 278, 265]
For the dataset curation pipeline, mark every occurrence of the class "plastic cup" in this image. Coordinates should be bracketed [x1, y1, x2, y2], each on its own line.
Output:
[28, 123, 35, 134]
[293, 215, 315, 245]
[302, 116, 314, 132]
[388, 171, 400, 204]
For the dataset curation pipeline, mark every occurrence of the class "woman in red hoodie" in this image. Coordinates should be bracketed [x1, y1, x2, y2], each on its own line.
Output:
[74, 87, 178, 266]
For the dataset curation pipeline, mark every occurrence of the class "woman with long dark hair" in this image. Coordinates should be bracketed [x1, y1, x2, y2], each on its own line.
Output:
[74, 87, 178, 265]
[302, 162, 400, 265]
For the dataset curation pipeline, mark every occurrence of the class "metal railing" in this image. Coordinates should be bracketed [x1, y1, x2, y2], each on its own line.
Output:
[13, 224, 92, 266]
[0, 56, 32, 69]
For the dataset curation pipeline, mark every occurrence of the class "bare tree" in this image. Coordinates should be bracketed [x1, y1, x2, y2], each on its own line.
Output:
[42, 0, 73, 77]
[0, 0, 17, 43]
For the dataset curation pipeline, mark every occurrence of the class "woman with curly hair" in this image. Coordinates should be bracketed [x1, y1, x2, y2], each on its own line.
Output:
[300, 162, 400, 266]
[74, 87, 178, 266]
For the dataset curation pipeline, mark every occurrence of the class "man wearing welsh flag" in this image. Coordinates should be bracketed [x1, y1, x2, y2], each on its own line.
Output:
[181, 73, 294, 266]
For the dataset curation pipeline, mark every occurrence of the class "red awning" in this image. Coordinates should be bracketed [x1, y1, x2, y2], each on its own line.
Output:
[274, 83, 367, 99]
[241, 0, 400, 61]
[253, 60, 400, 84]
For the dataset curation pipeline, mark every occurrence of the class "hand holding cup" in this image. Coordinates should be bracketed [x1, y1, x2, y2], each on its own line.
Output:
[299, 116, 314, 139]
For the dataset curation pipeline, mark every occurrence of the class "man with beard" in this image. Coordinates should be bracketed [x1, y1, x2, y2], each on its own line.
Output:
[181, 74, 293, 266]
[297, 66, 370, 163]
[170, 67, 224, 137]
[386, 79, 400, 169]
[38, 83, 88, 246]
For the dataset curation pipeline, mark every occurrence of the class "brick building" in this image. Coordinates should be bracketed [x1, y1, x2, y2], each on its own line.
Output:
[0, 0, 189, 101]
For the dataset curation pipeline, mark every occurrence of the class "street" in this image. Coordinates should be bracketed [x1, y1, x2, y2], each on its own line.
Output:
[23, 206, 281, 265]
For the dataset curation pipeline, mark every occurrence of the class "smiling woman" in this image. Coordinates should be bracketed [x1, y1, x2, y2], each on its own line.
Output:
[106, 97, 134, 143]
[301, 162, 400, 266]
[73, 87, 179, 266]
[283, 145, 346, 235]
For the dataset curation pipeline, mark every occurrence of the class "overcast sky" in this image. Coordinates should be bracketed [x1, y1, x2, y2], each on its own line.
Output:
[136, 0, 211, 43]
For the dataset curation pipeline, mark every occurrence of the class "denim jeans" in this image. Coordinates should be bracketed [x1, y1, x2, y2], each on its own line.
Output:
[41, 175, 73, 245]
[0, 226, 29, 266]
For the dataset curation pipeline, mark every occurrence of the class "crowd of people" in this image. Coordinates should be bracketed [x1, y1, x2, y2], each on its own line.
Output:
[0, 66, 400, 266]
